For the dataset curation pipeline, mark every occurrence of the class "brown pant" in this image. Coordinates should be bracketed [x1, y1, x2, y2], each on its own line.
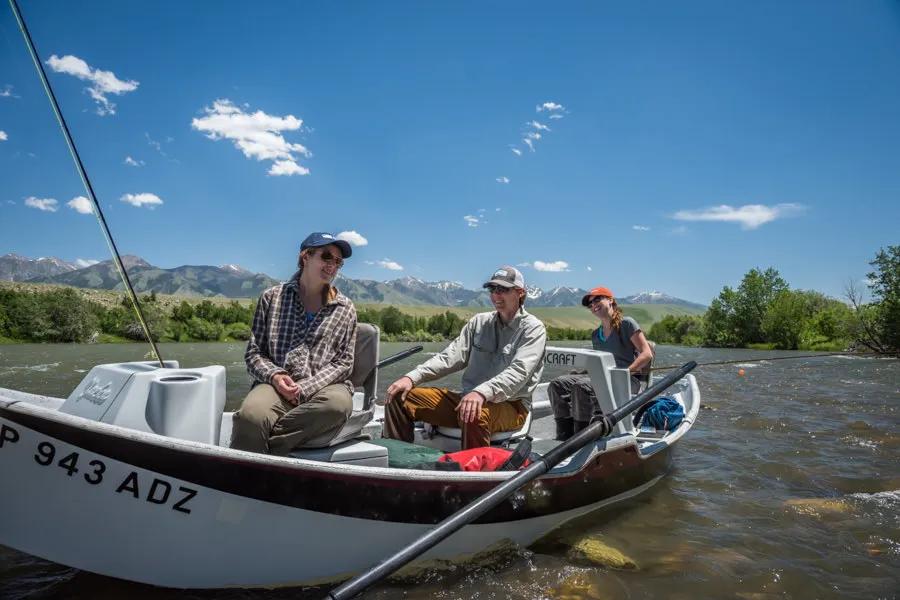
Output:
[231, 382, 352, 455]
[383, 387, 527, 450]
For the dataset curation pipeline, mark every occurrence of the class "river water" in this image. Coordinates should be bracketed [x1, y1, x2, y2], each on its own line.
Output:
[0, 342, 897, 599]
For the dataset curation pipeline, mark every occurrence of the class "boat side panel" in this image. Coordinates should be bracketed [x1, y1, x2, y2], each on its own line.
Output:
[0, 412, 665, 588]
[0, 407, 671, 525]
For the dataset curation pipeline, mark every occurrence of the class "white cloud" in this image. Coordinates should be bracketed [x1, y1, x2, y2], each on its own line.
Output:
[377, 258, 403, 271]
[120, 192, 163, 208]
[671, 203, 805, 230]
[510, 147, 522, 156]
[463, 215, 480, 228]
[523, 138, 535, 152]
[124, 156, 144, 167]
[25, 197, 58, 212]
[537, 101, 565, 112]
[532, 260, 570, 272]
[191, 99, 311, 176]
[549, 114, 564, 120]
[670, 225, 688, 235]
[66, 196, 93, 214]
[516, 262, 531, 268]
[496, 176, 510, 184]
[0, 84, 18, 98]
[45, 55, 138, 116]
[336, 230, 368, 246]
[0, 131, 7, 141]
[632, 225, 651, 231]
[495, 207, 502, 212]
[586, 266, 593, 272]
[529, 120, 550, 131]
[74, 258, 99, 268]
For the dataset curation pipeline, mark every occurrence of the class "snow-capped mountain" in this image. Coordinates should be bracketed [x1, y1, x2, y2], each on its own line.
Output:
[0, 253, 80, 281]
[4, 253, 704, 307]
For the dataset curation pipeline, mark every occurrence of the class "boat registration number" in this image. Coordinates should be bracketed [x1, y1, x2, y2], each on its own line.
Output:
[1, 423, 197, 515]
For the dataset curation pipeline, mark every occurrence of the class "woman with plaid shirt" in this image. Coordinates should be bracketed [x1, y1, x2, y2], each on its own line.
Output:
[231, 232, 358, 455]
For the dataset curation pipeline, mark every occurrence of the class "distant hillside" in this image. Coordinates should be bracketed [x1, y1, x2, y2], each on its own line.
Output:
[7, 253, 706, 308]
[30, 256, 279, 298]
[0, 253, 80, 281]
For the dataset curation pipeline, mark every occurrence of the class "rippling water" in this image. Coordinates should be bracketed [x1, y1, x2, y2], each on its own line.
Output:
[1, 342, 898, 599]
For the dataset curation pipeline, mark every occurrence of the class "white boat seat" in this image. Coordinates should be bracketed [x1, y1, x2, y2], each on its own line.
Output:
[432, 408, 533, 445]
[300, 408, 374, 448]
[295, 323, 380, 450]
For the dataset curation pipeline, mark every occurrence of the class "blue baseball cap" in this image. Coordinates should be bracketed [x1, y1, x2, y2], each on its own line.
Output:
[300, 232, 352, 258]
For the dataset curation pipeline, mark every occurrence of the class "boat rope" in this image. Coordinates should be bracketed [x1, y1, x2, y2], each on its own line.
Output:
[9, 0, 164, 367]
[651, 350, 892, 372]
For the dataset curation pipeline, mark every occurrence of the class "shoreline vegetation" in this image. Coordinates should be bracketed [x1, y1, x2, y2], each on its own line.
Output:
[1, 246, 897, 355]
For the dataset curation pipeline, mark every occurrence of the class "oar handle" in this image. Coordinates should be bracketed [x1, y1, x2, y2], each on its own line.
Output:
[326, 360, 697, 600]
[376, 345, 423, 370]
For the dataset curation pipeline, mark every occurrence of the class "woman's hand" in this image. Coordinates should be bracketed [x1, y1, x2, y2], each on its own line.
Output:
[272, 373, 300, 404]
[385, 376, 414, 405]
[456, 391, 485, 424]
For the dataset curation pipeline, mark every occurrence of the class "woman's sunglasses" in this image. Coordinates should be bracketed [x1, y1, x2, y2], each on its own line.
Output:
[318, 252, 344, 268]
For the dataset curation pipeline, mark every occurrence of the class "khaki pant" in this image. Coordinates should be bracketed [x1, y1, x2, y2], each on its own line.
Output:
[383, 387, 527, 450]
[231, 383, 352, 455]
[548, 373, 642, 422]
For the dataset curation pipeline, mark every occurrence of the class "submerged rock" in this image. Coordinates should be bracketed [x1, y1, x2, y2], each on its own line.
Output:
[546, 572, 606, 599]
[784, 497, 851, 516]
[566, 537, 638, 570]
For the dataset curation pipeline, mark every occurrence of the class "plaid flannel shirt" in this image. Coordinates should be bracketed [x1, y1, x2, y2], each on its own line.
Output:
[245, 276, 357, 400]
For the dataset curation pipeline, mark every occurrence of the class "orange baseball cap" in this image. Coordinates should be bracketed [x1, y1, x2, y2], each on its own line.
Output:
[581, 286, 615, 306]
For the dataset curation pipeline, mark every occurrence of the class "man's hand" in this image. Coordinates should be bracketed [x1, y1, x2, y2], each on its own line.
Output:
[385, 376, 414, 405]
[272, 373, 300, 404]
[456, 391, 486, 424]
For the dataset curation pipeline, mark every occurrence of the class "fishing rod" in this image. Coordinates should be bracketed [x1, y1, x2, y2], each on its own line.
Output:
[9, 0, 164, 367]
[651, 350, 891, 372]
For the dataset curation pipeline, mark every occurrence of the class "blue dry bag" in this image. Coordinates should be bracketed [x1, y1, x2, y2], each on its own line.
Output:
[633, 396, 685, 431]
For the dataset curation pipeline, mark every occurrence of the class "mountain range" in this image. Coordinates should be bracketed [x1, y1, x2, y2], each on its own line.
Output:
[0, 253, 706, 309]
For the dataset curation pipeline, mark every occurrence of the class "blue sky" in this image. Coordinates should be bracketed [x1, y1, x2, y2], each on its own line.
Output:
[1, 0, 898, 304]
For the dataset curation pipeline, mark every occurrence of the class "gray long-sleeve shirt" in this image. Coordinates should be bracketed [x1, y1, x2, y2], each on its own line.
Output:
[405, 309, 547, 411]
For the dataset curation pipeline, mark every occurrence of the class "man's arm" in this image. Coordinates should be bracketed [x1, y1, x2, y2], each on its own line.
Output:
[405, 318, 474, 386]
[472, 320, 547, 403]
[245, 290, 288, 384]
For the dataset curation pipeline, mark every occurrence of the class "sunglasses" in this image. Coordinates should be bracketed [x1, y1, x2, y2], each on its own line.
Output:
[486, 284, 514, 295]
[318, 252, 344, 268]
[588, 296, 610, 307]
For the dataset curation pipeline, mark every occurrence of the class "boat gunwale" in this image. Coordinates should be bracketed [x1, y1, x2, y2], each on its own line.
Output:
[0, 373, 698, 483]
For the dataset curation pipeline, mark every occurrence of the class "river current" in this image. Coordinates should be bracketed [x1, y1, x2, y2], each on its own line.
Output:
[0, 342, 897, 599]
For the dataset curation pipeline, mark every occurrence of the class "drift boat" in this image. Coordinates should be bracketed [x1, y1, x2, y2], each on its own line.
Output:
[0, 323, 700, 589]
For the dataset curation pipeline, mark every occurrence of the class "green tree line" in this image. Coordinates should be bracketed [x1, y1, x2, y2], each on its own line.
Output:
[649, 246, 899, 353]
[0, 291, 593, 344]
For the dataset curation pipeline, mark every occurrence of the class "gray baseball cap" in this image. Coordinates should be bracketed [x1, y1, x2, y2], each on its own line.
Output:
[483, 265, 525, 289]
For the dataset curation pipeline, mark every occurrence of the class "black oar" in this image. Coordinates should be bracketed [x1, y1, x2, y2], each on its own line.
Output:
[376, 345, 423, 370]
[326, 360, 698, 600]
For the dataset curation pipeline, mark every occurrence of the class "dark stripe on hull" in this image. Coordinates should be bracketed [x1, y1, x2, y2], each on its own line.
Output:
[1, 407, 671, 524]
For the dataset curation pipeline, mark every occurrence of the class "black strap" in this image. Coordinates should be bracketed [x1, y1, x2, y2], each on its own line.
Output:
[498, 437, 533, 471]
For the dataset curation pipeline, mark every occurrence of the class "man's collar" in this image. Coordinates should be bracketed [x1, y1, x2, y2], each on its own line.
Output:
[496, 307, 527, 328]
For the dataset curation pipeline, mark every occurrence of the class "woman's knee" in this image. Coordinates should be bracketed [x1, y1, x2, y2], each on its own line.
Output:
[311, 385, 353, 418]
[236, 384, 282, 426]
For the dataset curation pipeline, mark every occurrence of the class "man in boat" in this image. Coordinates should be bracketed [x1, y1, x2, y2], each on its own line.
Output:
[548, 285, 654, 441]
[383, 265, 547, 449]
[231, 232, 358, 455]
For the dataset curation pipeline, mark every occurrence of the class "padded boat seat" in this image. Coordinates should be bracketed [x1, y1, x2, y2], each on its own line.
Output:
[295, 323, 380, 450]
[301, 409, 374, 448]
[432, 408, 533, 445]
